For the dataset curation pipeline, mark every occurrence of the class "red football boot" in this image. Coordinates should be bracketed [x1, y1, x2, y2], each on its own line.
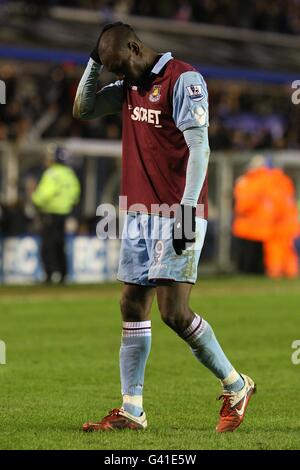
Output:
[82, 408, 147, 432]
[216, 374, 256, 433]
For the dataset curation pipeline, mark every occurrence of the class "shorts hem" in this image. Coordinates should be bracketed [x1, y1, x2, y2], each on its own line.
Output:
[148, 276, 196, 285]
[117, 276, 156, 287]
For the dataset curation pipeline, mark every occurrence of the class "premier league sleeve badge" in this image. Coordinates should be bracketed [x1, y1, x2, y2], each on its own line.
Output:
[186, 85, 203, 101]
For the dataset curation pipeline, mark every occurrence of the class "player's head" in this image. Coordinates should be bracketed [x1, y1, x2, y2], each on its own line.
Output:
[98, 22, 154, 84]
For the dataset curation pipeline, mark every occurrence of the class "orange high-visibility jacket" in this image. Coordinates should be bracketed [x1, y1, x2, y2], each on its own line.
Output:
[232, 167, 275, 241]
[264, 169, 299, 278]
[268, 169, 299, 239]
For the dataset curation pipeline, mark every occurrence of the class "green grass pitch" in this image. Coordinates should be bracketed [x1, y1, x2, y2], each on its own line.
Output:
[0, 277, 299, 450]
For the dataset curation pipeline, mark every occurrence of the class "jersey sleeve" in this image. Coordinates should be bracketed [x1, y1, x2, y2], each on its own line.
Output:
[73, 58, 123, 120]
[172, 71, 209, 132]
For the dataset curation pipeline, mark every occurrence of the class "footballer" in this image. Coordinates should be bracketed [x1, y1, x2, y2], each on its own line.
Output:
[73, 22, 256, 433]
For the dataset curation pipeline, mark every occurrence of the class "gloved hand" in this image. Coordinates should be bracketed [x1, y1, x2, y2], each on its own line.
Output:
[90, 34, 102, 64]
[172, 204, 196, 255]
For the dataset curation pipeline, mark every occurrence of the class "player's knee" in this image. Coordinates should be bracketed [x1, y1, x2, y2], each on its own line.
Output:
[158, 300, 190, 333]
[120, 294, 145, 322]
[160, 311, 180, 331]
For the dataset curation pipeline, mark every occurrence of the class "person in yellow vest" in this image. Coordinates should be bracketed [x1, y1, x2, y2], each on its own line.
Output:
[32, 145, 81, 283]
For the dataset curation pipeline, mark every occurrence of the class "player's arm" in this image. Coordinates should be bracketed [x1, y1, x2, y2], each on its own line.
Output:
[73, 36, 123, 120]
[181, 126, 210, 206]
[73, 59, 123, 120]
[172, 71, 210, 254]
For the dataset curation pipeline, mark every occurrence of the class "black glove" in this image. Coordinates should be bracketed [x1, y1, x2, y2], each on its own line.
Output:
[90, 34, 102, 64]
[172, 204, 196, 255]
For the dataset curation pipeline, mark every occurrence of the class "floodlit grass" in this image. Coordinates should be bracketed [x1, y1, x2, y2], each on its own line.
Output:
[0, 277, 299, 449]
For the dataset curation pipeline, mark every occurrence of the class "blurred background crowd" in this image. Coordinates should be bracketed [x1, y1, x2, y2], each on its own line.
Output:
[5, 0, 300, 35]
[0, 63, 298, 151]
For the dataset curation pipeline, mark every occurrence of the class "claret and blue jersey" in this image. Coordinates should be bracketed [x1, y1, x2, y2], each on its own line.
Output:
[116, 52, 209, 218]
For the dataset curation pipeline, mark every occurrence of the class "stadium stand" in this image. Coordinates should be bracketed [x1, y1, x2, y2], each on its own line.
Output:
[6, 1, 300, 35]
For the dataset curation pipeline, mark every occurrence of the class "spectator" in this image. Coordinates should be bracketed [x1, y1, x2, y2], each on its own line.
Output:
[232, 156, 299, 277]
[264, 167, 299, 278]
[31, 145, 81, 283]
[232, 156, 272, 274]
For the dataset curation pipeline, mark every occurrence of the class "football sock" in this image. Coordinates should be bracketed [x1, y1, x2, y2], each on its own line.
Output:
[221, 369, 245, 393]
[120, 320, 151, 417]
[181, 314, 244, 393]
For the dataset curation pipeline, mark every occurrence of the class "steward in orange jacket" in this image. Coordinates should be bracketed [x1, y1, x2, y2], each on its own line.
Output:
[264, 169, 299, 278]
[233, 163, 299, 277]
[233, 167, 275, 242]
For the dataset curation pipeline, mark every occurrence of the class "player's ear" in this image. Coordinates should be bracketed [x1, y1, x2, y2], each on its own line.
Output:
[128, 41, 140, 56]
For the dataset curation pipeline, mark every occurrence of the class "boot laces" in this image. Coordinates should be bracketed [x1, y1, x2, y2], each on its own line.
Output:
[107, 408, 122, 417]
[217, 393, 235, 417]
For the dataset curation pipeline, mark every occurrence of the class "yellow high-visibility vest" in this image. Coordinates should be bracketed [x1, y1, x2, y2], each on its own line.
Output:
[32, 163, 80, 215]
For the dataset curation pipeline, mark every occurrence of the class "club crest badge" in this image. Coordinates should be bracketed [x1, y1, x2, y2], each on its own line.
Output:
[187, 85, 203, 101]
[149, 85, 162, 103]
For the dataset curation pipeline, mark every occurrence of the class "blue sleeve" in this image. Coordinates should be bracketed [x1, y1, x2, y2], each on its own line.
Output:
[73, 58, 123, 119]
[181, 127, 210, 206]
[172, 71, 209, 132]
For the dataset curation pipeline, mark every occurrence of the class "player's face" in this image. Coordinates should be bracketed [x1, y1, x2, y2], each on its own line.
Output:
[100, 48, 144, 85]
